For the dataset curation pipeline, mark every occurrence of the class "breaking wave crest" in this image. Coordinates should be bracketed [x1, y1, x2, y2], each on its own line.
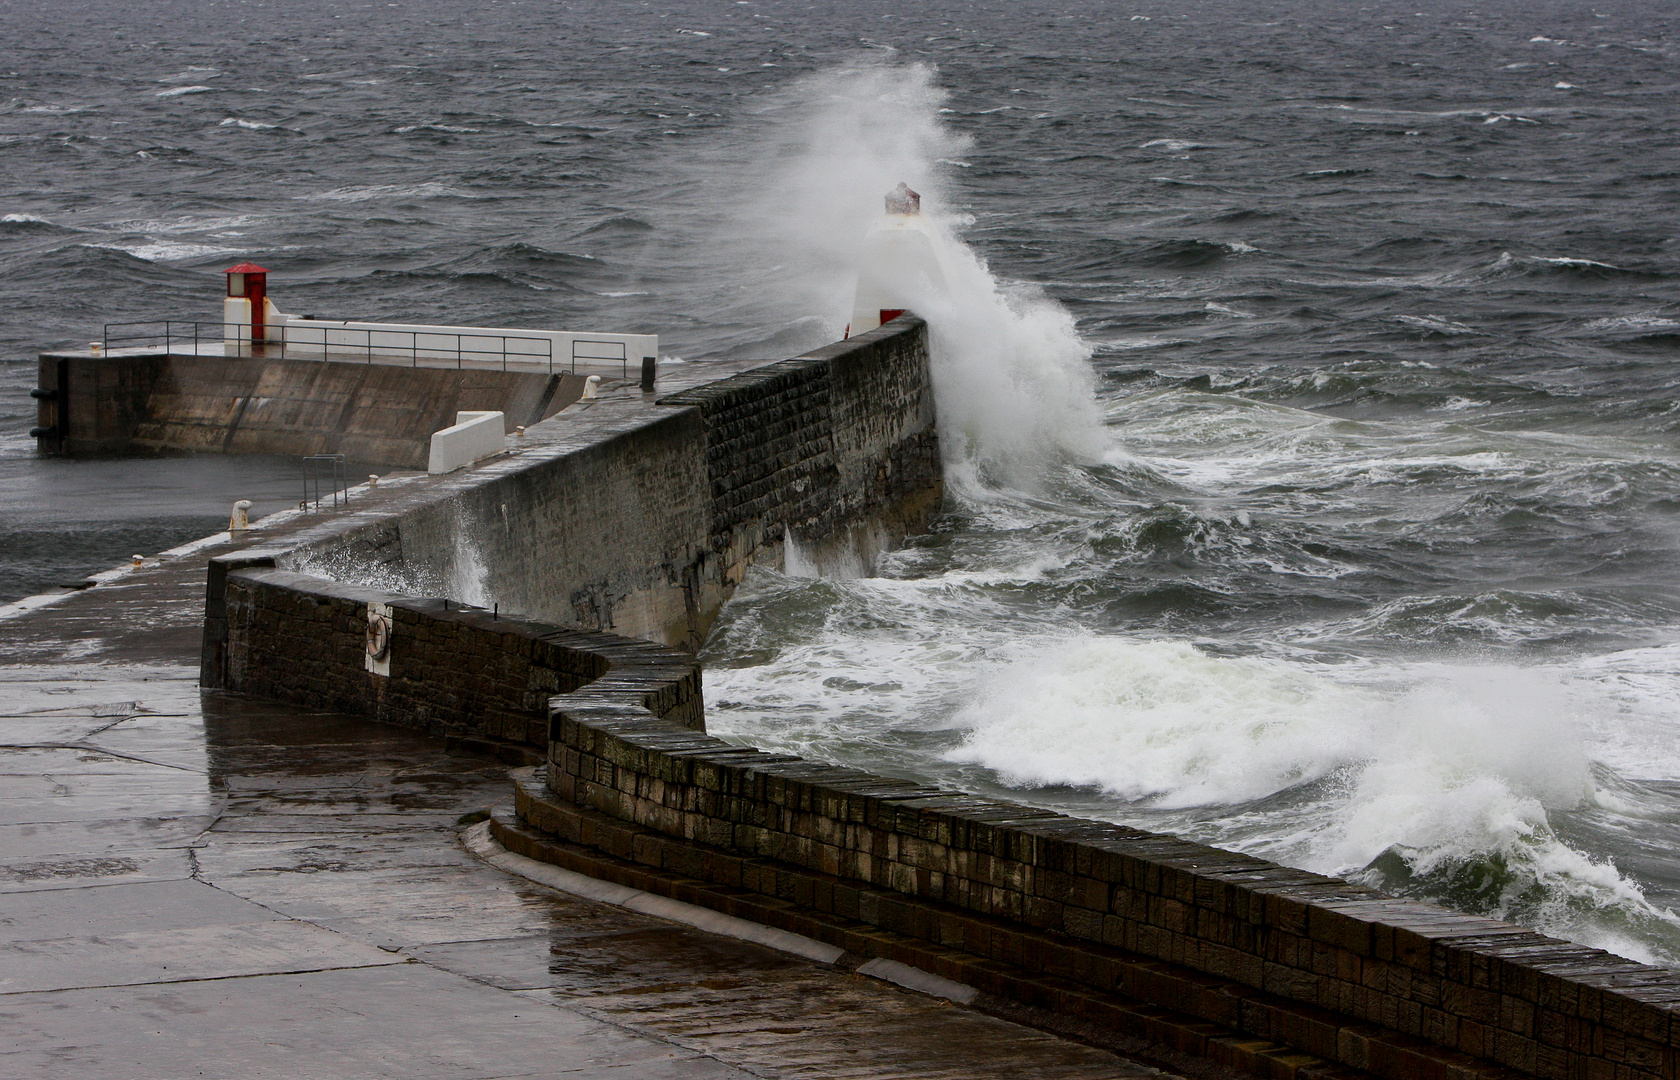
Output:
[947, 638, 1680, 965]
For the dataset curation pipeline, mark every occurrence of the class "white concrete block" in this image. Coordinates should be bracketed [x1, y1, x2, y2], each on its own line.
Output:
[428, 411, 506, 474]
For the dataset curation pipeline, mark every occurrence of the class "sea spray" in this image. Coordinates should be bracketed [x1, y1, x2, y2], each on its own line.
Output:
[944, 638, 1680, 964]
[692, 60, 1105, 484]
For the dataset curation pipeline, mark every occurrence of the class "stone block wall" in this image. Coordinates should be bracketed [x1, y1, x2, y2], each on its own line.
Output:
[216, 564, 702, 746]
[659, 316, 942, 582]
[534, 701, 1680, 1080]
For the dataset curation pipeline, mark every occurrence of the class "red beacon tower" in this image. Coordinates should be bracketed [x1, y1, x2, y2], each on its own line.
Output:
[223, 262, 270, 349]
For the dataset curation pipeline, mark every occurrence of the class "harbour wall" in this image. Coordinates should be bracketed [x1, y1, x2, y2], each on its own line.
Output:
[196, 312, 1680, 1080]
[33, 350, 587, 469]
[202, 317, 940, 661]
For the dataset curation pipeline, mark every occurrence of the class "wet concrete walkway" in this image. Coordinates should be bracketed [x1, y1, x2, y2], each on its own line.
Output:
[0, 525, 1173, 1078]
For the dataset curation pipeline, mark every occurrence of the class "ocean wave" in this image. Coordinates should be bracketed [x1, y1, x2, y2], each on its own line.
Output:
[394, 123, 482, 134]
[945, 641, 1680, 963]
[1393, 313, 1479, 335]
[0, 213, 75, 234]
[295, 182, 480, 203]
[92, 239, 243, 263]
[1581, 313, 1680, 336]
[1133, 238, 1254, 268]
[1469, 252, 1660, 281]
[575, 214, 655, 237]
[153, 85, 214, 98]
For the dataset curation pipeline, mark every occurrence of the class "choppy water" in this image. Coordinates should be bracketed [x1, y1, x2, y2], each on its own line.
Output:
[6, 0, 1680, 964]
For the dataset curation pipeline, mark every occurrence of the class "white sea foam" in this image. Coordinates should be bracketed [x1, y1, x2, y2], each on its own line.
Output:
[948, 637, 1371, 805]
[219, 117, 278, 130]
[92, 240, 239, 262]
[942, 638, 1680, 961]
[298, 182, 474, 202]
[1582, 313, 1680, 334]
[153, 86, 214, 98]
[1141, 138, 1201, 151]
[395, 123, 481, 134]
[1395, 313, 1477, 334]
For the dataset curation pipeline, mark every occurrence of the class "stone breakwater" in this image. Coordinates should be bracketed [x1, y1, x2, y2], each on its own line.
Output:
[201, 316, 1680, 1080]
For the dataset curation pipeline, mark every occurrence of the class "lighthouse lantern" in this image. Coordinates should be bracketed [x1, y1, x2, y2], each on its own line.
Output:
[223, 262, 271, 347]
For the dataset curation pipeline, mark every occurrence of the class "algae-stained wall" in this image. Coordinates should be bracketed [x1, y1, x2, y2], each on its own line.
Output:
[35, 351, 582, 468]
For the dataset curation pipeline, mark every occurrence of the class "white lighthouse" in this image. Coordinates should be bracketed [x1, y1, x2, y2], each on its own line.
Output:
[848, 183, 948, 337]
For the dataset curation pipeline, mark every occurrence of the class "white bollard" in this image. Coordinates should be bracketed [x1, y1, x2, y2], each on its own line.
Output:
[229, 499, 252, 533]
[581, 374, 602, 401]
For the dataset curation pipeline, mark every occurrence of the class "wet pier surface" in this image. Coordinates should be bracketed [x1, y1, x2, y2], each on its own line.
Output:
[0, 525, 1173, 1078]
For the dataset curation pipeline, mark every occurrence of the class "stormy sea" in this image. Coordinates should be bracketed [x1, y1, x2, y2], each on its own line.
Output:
[4, 0, 1680, 966]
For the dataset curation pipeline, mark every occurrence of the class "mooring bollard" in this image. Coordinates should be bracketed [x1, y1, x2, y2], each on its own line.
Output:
[228, 499, 252, 533]
[582, 374, 602, 401]
[641, 355, 656, 392]
[131, 554, 143, 568]
[368, 474, 380, 489]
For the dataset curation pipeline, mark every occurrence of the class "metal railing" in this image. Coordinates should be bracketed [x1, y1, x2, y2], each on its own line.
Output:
[99, 319, 633, 377]
[302, 454, 349, 511]
[101, 320, 214, 355]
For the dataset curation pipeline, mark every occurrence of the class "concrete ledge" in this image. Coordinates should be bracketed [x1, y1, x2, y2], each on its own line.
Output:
[428, 410, 506, 474]
[464, 811, 844, 965]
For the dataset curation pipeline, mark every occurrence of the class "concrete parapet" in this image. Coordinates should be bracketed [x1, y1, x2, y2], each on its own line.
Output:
[210, 566, 702, 749]
[428, 410, 507, 474]
[250, 316, 941, 648]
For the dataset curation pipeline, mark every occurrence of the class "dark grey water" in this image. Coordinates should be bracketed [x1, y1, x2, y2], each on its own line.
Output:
[5, 0, 1680, 964]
